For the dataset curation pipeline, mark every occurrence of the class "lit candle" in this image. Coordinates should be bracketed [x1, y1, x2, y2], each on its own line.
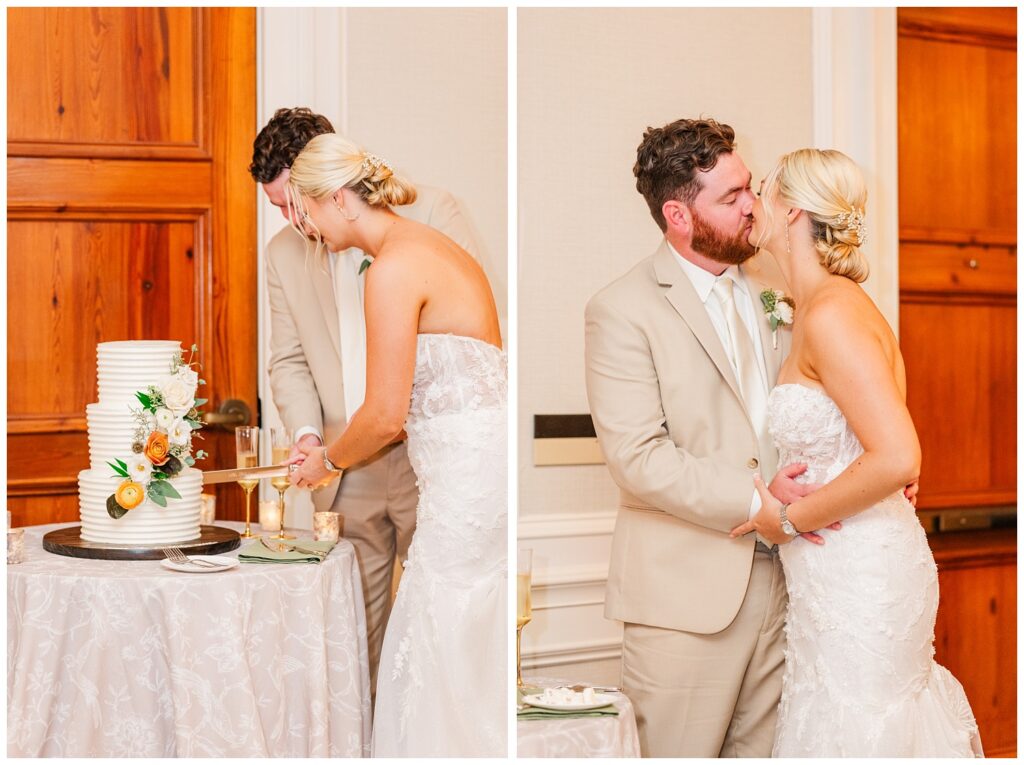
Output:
[8, 528, 25, 564]
[259, 500, 281, 532]
[199, 493, 216, 526]
[313, 511, 340, 543]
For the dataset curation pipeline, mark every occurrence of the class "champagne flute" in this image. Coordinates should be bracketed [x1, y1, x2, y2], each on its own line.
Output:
[517, 548, 533, 688]
[235, 426, 259, 539]
[270, 427, 294, 540]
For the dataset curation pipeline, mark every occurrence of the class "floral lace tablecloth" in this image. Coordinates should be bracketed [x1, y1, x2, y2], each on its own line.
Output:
[7, 522, 371, 757]
[517, 676, 641, 758]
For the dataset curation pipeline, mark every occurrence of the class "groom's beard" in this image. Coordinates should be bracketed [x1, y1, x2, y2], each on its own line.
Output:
[691, 211, 756, 266]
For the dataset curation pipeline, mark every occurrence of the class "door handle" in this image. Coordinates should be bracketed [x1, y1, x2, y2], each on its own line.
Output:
[202, 398, 252, 431]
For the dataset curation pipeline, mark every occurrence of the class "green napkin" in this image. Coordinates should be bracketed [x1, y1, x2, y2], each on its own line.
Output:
[516, 686, 619, 720]
[237, 537, 337, 564]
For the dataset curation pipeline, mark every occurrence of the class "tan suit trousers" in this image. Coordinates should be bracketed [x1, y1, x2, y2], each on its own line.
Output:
[622, 548, 787, 758]
[327, 440, 418, 699]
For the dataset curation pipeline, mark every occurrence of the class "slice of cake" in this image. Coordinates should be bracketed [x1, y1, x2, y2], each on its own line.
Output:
[78, 341, 207, 544]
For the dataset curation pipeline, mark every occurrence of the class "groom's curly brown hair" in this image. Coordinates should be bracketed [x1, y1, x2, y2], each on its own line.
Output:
[634, 118, 736, 232]
[249, 107, 335, 184]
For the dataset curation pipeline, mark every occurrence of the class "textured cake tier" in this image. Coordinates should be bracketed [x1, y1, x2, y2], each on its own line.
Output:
[79, 467, 203, 544]
[96, 340, 182, 409]
[86, 402, 148, 469]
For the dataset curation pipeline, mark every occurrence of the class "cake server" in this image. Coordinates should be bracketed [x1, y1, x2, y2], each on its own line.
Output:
[202, 464, 297, 485]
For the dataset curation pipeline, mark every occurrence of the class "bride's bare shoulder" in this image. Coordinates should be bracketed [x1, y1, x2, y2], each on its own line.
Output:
[802, 280, 895, 357]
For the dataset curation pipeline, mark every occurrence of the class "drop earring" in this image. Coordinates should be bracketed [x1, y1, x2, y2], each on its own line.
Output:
[784, 217, 792, 256]
[333, 195, 360, 222]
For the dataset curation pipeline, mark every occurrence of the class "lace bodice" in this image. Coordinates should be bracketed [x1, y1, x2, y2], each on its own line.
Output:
[407, 334, 507, 423]
[767, 383, 982, 757]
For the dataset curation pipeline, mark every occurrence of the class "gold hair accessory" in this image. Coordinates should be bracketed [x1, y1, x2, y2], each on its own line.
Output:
[361, 153, 392, 176]
[833, 209, 866, 243]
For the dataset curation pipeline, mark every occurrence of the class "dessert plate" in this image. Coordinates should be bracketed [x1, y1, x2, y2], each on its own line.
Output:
[521, 692, 616, 711]
[160, 555, 239, 573]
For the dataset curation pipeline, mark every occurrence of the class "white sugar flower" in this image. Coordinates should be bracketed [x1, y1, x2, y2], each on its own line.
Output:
[175, 366, 199, 398]
[127, 454, 153, 483]
[155, 408, 175, 430]
[168, 417, 192, 446]
[160, 376, 193, 415]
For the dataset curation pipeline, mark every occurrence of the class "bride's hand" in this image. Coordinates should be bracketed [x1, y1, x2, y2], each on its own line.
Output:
[289, 443, 335, 490]
[731, 474, 837, 545]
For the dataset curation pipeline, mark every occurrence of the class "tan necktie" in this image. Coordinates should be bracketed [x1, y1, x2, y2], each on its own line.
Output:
[712, 276, 772, 470]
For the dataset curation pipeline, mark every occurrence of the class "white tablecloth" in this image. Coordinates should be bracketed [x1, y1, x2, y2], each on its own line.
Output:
[517, 677, 641, 757]
[7, 522, 371, 757]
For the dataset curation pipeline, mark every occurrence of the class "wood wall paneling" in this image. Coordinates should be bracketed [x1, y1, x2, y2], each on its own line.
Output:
[7, 8, 256, 527]
[898, 8, 1016, 756]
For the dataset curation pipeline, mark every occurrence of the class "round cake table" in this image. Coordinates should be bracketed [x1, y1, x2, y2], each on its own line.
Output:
[7, 522, 370, 757]
[517, 676, 642, 758]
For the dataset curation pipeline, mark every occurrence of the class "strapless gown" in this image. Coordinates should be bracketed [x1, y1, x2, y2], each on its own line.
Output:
[769, 383, 983, 757]
[371, 334, 507, 757]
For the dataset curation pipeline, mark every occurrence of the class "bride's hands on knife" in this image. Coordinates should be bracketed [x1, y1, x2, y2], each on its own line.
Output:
[284, 435, 338, 490]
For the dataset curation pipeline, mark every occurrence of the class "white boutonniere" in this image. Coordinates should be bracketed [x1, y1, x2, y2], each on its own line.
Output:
[759, 289, 795, 349]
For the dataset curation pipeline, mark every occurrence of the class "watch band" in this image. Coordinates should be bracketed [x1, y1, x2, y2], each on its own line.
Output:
[322, 449, 342, 475]
[779, 503, 800, 536]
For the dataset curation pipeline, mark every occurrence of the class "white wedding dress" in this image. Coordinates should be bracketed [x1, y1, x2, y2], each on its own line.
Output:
[371, 334, 507, 757]
[769, 384, 983, 758]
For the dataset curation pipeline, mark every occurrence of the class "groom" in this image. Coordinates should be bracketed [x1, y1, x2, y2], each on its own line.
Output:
[249, 107, 482, 696]
[584, 118, 816, 757]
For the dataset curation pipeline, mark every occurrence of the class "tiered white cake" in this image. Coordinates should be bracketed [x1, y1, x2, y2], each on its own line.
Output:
[78, 341, 203, 544]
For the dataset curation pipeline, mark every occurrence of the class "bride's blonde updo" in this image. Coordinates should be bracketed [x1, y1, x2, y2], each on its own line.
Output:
[287, 133, 418, 210]
[761, 148, 869, 283]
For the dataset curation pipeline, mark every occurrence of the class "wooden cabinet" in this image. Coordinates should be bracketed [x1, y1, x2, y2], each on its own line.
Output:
[898, 7, 1017, 512]
[898, 8, 1016, 757]
[931, 531, 1016, 757]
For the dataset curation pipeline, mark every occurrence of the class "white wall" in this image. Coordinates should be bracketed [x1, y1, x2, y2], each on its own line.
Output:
[256, 8, 507, 527]
[517, 7, 818, 684]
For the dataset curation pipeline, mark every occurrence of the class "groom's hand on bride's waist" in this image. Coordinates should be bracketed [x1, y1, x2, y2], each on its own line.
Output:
[769, 462, 822, 503]
[903, 478, 920, 507]
[769, 463, 841, 545]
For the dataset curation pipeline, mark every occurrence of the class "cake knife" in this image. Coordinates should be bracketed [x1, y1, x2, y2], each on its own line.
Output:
[202, 464, 298, 485]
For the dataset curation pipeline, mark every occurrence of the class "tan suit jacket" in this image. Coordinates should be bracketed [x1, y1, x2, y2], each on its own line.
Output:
[266, 185, 480, 511]
[585, 240, 792, 635]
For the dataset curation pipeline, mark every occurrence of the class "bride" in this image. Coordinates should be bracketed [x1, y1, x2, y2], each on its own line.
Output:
[730, 149, 983, 757]
[283, 134, 506, 757]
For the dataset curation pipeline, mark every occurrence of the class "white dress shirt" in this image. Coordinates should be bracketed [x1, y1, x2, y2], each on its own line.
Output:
[294, 249, 369, 446]
[669, 243, 769, 521]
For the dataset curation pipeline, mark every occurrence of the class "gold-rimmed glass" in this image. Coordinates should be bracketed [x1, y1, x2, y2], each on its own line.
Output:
[270, 427, 294, 540]
[517, 548, 533, 687]
[234, 426, 259, 539]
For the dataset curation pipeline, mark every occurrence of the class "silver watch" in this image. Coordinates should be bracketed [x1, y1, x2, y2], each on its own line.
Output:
[322, 449, 342, 475]
[779, 503, 799, 537]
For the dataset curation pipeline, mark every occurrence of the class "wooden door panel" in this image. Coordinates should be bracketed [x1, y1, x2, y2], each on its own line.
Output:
[900, 300, 1016, 507]
[7, 219, 199, 419]
[7, 7, 199, 152]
